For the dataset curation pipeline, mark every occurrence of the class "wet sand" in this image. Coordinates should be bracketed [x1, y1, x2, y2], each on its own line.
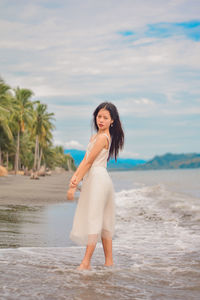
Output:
[0, 171, 76, 248]
[0, 171, 73, 206]
[1, 170, 200, 299]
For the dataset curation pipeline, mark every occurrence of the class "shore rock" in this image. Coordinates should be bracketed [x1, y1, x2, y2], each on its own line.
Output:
[38, 166, 46, 176]
[17, 171, 24, 175]
[30, 172, 39, 180]
[54, 167, 66, 173]
[0, 166, 8, 176]
[46, 170, 52, 176]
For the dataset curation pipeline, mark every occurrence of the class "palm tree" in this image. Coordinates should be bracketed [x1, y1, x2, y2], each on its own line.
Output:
[31, 102, 55, 172]
[0, 79, 13, 165]
[20, 129, 35, 171]
[0, 79, 13, 139]
[11, 87, 34, 173]
[37, 129, 53, 171]
[1, 77, 75, 173]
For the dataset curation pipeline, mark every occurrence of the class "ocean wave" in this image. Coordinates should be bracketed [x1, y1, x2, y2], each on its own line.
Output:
[113, 184, 200, 256]
[1, 183, 200, 300]
[115, 184, 200, 223]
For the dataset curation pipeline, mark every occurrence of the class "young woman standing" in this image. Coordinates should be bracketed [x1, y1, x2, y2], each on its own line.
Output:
[67, 102, 124, 270]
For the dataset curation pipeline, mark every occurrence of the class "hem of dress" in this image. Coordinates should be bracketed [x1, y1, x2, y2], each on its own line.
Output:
[70, 230, 115, 246]
[70, 233, 88, 246]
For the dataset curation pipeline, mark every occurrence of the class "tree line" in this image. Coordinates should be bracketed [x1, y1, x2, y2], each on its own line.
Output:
[0, 77, 76, 174]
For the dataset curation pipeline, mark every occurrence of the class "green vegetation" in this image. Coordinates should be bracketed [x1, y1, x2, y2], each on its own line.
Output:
[0, 77, 76, 173]
[132, 153, 200, 170]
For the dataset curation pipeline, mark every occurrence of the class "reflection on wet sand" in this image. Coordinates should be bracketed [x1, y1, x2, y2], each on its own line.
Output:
[0, 203, 76, 248]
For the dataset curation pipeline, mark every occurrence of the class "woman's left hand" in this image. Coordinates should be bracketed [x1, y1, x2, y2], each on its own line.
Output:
[70, 175, 78, 188]
[67, 188, 76, 201]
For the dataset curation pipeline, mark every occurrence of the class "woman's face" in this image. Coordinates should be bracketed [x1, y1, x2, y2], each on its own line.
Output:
[96, 108, 113, 131]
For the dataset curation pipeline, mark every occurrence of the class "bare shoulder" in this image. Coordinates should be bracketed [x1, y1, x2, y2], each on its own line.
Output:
[96, 134, 108, 141]
[90, 133, 109, 146]
[95, 133, 110, 148]
[89, 133, 97, 142]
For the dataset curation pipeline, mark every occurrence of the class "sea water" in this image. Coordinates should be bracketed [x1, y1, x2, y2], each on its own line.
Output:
[0, 169, 200, 299]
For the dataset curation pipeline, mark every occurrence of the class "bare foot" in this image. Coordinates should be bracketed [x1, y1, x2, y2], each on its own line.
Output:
[77, 262, 91, 270]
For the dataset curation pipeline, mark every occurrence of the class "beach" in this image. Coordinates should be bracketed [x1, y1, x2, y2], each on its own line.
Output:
[0, 171, 73, 206]
[0, 169, 200, 299]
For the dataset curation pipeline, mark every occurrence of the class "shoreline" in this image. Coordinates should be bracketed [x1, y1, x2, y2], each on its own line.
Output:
[0, 171, 73, 206]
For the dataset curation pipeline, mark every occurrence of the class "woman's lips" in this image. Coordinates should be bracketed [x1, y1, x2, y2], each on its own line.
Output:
[99, 124, 104, 127]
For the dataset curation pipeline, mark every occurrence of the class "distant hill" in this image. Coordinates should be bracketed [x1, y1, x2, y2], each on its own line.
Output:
[65, 150, 200, 171]
[64, 149, 146, 170]
[132, 152, 200, 170]
[107, 158, 146, 170]
[64, 149, 85, 166]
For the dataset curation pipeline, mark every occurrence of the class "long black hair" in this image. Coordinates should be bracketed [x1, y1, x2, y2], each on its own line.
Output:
[93, 102, 124, 161]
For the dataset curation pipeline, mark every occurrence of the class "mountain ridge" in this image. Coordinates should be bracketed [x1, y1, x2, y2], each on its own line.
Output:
[64, 149, 146, 170]
[132, 152, 200, 170]
[64, 149, 200, 170]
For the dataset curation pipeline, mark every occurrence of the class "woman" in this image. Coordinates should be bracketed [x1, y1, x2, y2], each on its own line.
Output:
[67, 102, 124, 270]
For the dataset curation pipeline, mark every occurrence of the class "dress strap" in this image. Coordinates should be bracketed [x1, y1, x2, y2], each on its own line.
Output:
[102, 133, 111, 148]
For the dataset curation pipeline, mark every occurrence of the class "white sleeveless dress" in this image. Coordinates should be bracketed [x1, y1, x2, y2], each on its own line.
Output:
[70, 133, 115, 246]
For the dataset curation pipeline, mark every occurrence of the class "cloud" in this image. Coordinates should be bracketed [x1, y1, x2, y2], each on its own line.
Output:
[47, 104, 93, 120]
[1, 6, 200, 101]
[119, 151, 143, 159]
[54, 138, 84, 149]
[0, 0, 200, 157]
[64, 140, 84, 149]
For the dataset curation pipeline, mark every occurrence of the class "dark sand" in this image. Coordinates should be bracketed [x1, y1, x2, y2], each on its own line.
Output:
[0, 171, 73, 206]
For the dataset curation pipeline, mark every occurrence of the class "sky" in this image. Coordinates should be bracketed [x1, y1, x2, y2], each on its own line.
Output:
[0, 0, 200, 159]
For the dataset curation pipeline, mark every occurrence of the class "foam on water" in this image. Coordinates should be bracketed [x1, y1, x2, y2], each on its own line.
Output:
[1, 176, 200, 299]
[114, 185, 200, 252]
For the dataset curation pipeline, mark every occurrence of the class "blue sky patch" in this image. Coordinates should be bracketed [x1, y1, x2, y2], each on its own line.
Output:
[176, 20, 200, 29]
[145, 20, 200, 41]
[118, 30, 135, 37]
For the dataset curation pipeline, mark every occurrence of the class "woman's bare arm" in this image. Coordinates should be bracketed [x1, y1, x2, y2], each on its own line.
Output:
[73, 153, 87, 176]
[73, 135, 107, 185]
[70, 135, 96, 178]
